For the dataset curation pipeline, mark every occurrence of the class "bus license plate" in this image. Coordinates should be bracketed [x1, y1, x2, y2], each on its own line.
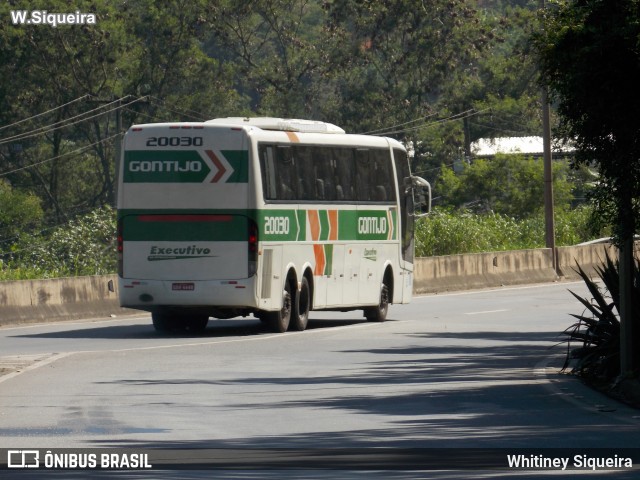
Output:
[172, 283, 195, 291]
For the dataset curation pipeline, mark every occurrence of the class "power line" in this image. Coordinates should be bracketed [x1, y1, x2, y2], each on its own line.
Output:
[359, 112, 439, 135]
[147, 96, 209, 122]
[0, 96, 145, 146]
[367, 108, 491, 137]
[0, 95, 92, 132]
[0, 97, 124, 144]
[0, 132, 121, 177]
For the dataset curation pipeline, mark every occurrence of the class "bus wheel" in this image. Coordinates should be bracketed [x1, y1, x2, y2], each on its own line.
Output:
[290, 277, 310, 331]
[184, 315, 209, 333]
[364, 283, 389, 322]
[152, 313, 208, 334]
[152, 312, 178, 333]
[268, 284, 292, 333]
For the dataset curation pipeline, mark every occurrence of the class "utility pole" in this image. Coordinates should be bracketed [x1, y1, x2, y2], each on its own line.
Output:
[540, 0, 557, 273]
[542, 88, 556, 272]
[114, 102, 122, 206]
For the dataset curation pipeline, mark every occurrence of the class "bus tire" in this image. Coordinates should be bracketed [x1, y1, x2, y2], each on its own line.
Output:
[152, 312, 178, 333]
[152, 312, 208, 334]
[364, 283, 389, 322]
[184, 315, 209, 333]
[290, 277, 310, 331]
[268, 283, 292, 333]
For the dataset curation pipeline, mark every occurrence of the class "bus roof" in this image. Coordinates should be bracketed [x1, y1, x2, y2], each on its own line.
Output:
[205, 117, 346, 134]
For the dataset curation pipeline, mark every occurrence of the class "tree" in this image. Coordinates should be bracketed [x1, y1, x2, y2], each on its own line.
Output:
[535, 0, 640, 377]
[324, 0, 492, 130]
[0, 179, 43, 249]
[0, 0, 129, 217]
[204, 0, 329, 117]
[0, 0, 247, 220]
[436, 153, 574, 218]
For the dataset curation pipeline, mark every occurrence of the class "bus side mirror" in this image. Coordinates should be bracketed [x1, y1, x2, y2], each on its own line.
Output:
[411, 176, 431, 217]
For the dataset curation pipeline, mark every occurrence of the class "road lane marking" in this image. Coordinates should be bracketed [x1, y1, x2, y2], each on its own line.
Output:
[0, 352, 72, 384]
[464, 309, 509, 315]
[0, 321, 376, 382]
[413, 280, 584, 299]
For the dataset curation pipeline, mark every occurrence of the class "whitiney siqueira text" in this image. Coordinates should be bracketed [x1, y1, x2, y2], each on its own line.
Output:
[507, 454, 633, 471]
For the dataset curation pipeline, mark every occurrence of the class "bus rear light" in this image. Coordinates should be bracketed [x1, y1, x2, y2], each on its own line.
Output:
[248, 220, 258, 276]
[117, 220, 124, 277]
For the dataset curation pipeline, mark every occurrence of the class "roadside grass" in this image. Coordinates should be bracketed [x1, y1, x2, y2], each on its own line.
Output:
[416, 206, 603, 257]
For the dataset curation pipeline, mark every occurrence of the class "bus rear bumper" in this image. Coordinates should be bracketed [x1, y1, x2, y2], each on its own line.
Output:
[118, 277, 259, 311]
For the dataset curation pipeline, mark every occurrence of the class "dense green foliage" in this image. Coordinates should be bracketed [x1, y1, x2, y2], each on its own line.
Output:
[1, 0, 541, 214]
[0, 206, 116, 280]
[535, 0, 640, 377]
[0, 0, 609, 279]
[534, 0, 640, 245]
[435, 153, 575, 218]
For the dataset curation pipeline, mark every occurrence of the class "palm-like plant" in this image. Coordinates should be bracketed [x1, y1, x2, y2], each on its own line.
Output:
[562, 251, 640, 386]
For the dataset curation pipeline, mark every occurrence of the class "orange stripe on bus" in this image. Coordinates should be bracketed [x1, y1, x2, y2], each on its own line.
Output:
[313, 244, 325, 276]
[328, 210, 338, 241]
[308, 210, 320, 241]
[285, 131, 300, 143]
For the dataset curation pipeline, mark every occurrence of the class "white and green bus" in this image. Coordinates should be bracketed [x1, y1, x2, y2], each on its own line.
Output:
[117, 117, 430, 333]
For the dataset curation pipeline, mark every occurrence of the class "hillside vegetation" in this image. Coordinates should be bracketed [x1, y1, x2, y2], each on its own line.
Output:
[0, 1, 605, 279]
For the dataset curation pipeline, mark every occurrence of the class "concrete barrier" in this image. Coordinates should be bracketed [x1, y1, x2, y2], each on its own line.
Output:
[556, 243, 618, 280]
[0, 274, 133, 327]
[0, 243, 626, 325]
[414, 248, 558, 295]
[413, 243, 625, 294]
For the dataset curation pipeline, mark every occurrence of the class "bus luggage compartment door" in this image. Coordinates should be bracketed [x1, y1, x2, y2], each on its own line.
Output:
[120, 213, 250, 281]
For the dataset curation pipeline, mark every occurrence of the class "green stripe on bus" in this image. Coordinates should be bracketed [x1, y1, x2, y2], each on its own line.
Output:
[319, 210, 330, 241]
[324, 244, 333, 275]
[221, 150, 249, 183]
[120, 208, 396, 242]
[123, 150, 209, 183]
[259, 209, 302, 242]
[122, 214, 248, 241]
[296, 210, 306, 241]
[123, 150, 249, 183]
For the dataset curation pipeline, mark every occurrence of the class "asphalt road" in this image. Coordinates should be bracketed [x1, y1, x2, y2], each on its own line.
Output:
[1, 281, 639, 479]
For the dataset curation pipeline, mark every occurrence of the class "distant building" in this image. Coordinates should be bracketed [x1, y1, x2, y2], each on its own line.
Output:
[471, 136, 575, 159]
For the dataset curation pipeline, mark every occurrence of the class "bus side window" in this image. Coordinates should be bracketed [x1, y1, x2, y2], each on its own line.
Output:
[393, 148, 414, 263]
[355, 149, 371, 201]
[313, 147, 335, 201]
[293, 146, 314, 200]
[261, 146, 278, 200]
[372, 149, 396, 202]
[276, 146, 296, 200]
